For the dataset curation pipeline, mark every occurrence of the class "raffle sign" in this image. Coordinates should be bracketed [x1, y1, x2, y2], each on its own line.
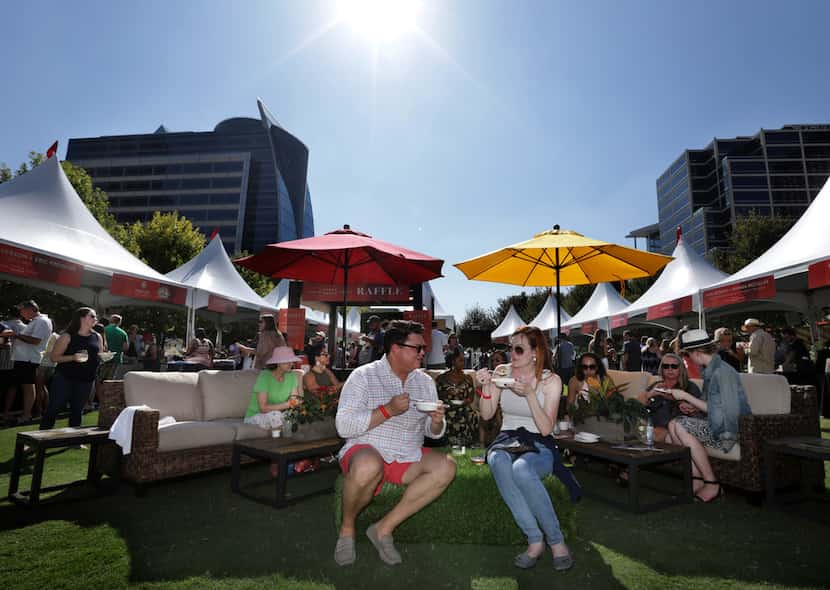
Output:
[403, 310, 432, 351]
[0, 243, 83, 288]
[110, 274, 188, 305]
[207, 295, 238, 315]
[303, 282, 411, 303]
[581, 321, 598, 334]
[610, 314, 628, 329]
[702, 275, 776, 309]
[646, 295, 693, 320]
[808, 258, 830, 290]
[278, 308, 306, 350]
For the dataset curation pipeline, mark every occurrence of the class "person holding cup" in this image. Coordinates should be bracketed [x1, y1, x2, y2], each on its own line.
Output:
[476, 326, 577, 572]
[40, 307, 103, 430]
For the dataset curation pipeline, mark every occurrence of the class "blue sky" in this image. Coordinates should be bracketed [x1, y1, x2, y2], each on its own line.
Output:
[2, 0, 829, 320]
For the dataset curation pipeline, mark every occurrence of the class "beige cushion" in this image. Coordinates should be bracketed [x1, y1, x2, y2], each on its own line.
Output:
[199, 370, 260, 421]
[707, 444, 741, 462]
[740, 373, 790, 414]
[124, 371, 202, 421]
[211, 418, 271, 441]
[157, 420, 236, 452]
[606, 370, 650, 400]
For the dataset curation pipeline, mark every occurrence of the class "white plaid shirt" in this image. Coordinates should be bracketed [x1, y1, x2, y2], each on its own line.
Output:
[336, 356, 446, 463]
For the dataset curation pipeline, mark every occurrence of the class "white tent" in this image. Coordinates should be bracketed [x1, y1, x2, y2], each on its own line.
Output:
[0, 156, 187, 307]
[563, 282, 631, 333]
[263, 280, 333, 327]
[529, 292, 571, 332]
[422, 282, 455, 329]
[615, 236, 728, 326]
[491, 305, 527, 340]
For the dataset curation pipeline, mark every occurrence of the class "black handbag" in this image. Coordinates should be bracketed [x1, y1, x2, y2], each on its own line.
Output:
[647, 395, 678, 427]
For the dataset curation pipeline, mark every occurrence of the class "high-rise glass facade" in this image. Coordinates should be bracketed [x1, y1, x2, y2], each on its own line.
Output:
[66, 99, 314, 254]
[652, 125, 830, 256]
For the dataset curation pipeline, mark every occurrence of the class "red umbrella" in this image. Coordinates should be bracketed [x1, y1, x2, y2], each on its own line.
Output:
[235, 225, 444, 365]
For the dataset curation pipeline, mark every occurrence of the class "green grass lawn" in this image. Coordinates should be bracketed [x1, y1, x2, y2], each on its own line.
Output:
[0, 415, 829, 590]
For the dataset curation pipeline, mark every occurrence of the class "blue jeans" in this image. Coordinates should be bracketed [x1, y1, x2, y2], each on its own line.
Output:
[488, 442, 564, 545]
[40, 372, 92, 430]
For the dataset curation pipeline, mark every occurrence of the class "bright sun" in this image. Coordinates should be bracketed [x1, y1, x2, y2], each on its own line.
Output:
[337, 0, 420, 42]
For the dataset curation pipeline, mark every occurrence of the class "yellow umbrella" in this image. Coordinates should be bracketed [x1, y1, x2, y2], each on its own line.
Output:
[454, 225, 674, 352]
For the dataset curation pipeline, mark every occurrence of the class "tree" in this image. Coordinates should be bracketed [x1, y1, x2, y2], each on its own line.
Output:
[131, 211, 206, 274]
[714, 211, 797, 274]
[459, 303, 497, 332]
[234, 250, 275, 297]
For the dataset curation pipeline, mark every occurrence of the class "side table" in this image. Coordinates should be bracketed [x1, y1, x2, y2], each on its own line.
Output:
[8, 426, 115, 507]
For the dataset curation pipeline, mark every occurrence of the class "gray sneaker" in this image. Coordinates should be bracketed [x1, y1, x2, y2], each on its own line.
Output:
[553, 552, 574, 571]
[366, 523, 402, 565]
[334, 536, 356, 566]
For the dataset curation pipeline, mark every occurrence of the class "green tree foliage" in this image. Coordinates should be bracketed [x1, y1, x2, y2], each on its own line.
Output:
[714, 211, 797, 274]
[131, 211, 206, 274]
[234, 250, 275, 297]
[459, 303, 497, 332]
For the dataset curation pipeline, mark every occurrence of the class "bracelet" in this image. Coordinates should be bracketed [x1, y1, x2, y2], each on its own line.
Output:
[378, 404, 391, 419]
[476, 388, 492, 400]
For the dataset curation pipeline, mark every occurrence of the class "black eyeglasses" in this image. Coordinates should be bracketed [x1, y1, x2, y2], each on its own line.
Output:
[662, 363, 680, 370]
[510, 345, 525, 355]
[580, 364, 597, 370]
[398, 343, 426, 354]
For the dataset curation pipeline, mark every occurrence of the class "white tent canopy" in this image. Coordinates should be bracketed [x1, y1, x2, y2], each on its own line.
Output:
[706, 177, 830, 290]
[166, 235, 274, 311]
[616, 236, 728, 320]
[422, 281, 455, 330]
[0, 156, 186, 307]
[529, 292, 571, 332]
[563, 282, 631, 332]
[491, 305, 527, 339]
[263, 280, 333, 326]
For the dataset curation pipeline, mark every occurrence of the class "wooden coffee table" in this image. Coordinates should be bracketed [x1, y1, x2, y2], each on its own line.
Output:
[8, 426, 115, 507]
[231, 437, 343, 508]
[556, 435, 693, 512]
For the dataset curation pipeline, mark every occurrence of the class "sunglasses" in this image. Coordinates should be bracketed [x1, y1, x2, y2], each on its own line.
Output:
[580, 364, 597, 370]
[510, 345, 526, 355]
[398, 343, 427, 354]
[662, 363, 680, 370]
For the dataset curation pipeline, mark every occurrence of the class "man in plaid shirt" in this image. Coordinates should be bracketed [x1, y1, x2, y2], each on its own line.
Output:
[334, 320, 456, 566]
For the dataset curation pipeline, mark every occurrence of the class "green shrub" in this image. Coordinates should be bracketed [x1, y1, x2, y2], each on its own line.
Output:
[333, 450, 578, 545]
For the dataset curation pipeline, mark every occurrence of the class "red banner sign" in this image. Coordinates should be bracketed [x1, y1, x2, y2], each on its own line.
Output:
[110, 274, 188, 305]
[207, 295, 238, 315]
[702, 275, 776, 309]
[647, 295, 693, 320]
[0, 243, 83, 288]
[808, 258, 830, 290]
[403, 310, 433, 351]
[303, 282, 411, 303]
[278, 308, 306, 350]
[581, 321, 598, 334]
[610, 314, 628, 329]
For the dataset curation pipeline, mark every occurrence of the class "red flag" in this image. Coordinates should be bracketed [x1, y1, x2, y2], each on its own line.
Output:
[209, 227, 220, 240]
[676, 225, 683, 244]
[46, 141, 58, 159]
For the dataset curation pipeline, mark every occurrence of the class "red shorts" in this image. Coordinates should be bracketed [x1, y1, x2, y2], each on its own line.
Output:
[339, 444, 432, 496]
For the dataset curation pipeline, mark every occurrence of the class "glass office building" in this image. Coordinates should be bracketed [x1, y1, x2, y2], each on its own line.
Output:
[650, 125, 830, 256]
[66, 99, 314, 254]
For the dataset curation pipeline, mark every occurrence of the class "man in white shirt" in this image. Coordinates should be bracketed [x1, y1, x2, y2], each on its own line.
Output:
[4, 300, 53, 424]
[741, 318, 775, 374]
[334, 320, 456, 567]
[425, 321, 448, 369]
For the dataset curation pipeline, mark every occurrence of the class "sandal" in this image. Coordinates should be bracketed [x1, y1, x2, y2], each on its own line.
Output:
[694, 479, 724, 503]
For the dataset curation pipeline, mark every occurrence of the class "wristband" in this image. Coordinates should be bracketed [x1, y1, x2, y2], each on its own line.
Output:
[378, 404, 391, 419]
[476, 388, 492, 400]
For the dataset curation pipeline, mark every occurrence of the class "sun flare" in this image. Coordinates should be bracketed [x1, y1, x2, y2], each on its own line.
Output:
[337, 0, 420, 42]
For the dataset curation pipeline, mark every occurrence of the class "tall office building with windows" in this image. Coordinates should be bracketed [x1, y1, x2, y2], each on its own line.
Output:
[647, 125, 830, 256]
[66, 98, 314, 254]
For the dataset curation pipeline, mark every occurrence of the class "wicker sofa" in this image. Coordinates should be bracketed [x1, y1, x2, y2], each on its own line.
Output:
[603, 369, 821, 494]
[97, 369, 328, 487]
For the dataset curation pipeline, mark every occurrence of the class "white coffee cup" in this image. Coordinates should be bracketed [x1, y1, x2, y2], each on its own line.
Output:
[76, 350, 89, 363]
[271, 428, 282, 438]
[558, 420, 571, 432]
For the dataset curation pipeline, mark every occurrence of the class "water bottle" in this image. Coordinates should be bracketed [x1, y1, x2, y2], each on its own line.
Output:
[645, 411, 654, 447]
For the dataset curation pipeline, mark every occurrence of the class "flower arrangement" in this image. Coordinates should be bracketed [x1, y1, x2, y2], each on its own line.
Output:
[568, 378, 644, 433]
[284, 385, 340, 432]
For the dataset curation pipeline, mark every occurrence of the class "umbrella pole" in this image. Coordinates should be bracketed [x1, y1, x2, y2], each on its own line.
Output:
[342, 251, 349, 369]
[555, 249, 561, 374]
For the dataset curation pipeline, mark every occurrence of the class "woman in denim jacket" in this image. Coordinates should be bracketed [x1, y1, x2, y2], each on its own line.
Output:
[664, 329, 751, 503]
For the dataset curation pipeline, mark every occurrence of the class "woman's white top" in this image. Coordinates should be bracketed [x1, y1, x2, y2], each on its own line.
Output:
[499, 367, 550, 433]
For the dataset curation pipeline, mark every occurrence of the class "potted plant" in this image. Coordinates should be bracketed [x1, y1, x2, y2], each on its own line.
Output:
[568, 379, 644, 443]
[284, 386, 340, 441]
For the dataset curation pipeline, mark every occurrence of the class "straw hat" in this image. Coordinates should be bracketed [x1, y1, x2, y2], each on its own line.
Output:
[265, 346, 301, 366]
[679, 329, 715, 351]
